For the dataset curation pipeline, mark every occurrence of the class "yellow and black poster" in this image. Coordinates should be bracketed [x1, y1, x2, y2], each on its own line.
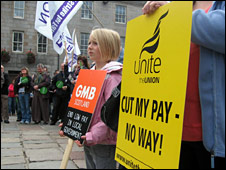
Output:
[115, 1, 192, 169]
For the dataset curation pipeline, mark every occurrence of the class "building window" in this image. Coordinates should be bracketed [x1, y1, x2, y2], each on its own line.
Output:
[14, 1, 25, 19]
[37, 33, 48, 54]
[81, 1, 93, 20]
[120, 37, 125, 49]
[80, 33, 90, 55]
[12, 31, 24, 52]
[115, 5, 126, 24]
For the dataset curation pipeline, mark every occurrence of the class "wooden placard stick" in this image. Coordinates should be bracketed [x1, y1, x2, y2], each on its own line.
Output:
[60, 138, 74, 169]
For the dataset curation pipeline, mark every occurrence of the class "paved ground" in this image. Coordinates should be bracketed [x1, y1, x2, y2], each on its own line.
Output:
[1, 116, 86, 169]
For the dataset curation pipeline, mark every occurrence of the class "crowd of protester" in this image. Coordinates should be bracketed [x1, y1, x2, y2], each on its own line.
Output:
[1, 55, 89, 125]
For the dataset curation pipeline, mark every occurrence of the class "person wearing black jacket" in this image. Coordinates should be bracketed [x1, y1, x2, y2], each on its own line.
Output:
[50, 63, 71, 125]
[1, 65, 9, 123]
[14, 67, 32, 124]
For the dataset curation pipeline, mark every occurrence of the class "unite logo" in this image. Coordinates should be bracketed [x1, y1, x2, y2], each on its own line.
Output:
[134, 10, 169, 84]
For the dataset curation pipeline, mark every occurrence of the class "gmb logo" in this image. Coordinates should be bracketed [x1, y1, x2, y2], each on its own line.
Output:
[134, 10, 169, 75]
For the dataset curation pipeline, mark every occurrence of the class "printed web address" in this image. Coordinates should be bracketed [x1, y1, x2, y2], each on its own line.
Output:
[116, 147, 153, 169]
[116, 153, 140, 169]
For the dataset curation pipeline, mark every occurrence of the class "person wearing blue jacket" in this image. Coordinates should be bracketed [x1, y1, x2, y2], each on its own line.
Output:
[117, 47, 124, 64]
[191, 2, 225, 168]
[142, 1, 225, 169]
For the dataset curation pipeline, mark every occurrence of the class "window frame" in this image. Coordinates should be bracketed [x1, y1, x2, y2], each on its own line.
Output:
[37, 33, 48, 54]
[13, 1, 25, 19]
[115, 5, 127, 24]
[81, 1, 93, 20]
[12, 31, 24, 53]
[80, 33, 90, 56]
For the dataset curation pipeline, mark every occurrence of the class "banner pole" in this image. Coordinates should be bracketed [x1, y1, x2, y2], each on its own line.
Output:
[58, 54, 60, 70]
[65, 41, 68, 63]
[71, 29, 76, 71]
[60, 138, 74, 169]
[83, 2, 104, 28]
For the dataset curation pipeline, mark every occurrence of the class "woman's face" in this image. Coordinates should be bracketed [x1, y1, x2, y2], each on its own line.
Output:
[78, 60, 84, 67]
[87, 35, 101, 62]
[21, 69, 27, 75]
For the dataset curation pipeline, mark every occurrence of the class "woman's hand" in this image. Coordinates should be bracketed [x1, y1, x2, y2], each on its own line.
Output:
[59, 123, 86, 147]
[142, 1, 168, 15]
[75, 136, 86, 147]
[58, 123, 65, 137]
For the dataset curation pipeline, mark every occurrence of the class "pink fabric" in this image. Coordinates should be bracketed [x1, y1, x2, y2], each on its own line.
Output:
[85, 61, 122, 145]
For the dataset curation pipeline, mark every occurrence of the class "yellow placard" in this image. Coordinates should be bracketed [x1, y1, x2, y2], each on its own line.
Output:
[115, 1, 192, 169]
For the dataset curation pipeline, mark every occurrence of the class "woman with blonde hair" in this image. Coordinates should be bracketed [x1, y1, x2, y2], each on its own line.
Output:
[60, 28, 123, 169]
[14, 67, 32, 124]
[76, 28, 122, 169]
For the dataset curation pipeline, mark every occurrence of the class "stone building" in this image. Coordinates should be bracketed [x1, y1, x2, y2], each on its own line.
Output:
[1, 1, 145, 81]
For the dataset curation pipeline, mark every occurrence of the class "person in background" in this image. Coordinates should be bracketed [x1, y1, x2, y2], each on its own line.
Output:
[14, 67, 32, 124]
[43, 66, 52, 119]
[117, 47, 124, 64]
[65, 55, 90, 95]
[15, 95, 22, 122]
[77, 55, 90, 70]
[1, 67, 4, 88]
[142, 1, 225, 169]
[49, 70, 60, 119]
[14, 73, 22, 122]
[50, 63, 71, 125]
[31, 63, 51, 124]
[43, 66, 50, 76]
[8, 79, 16, 116]
[1, 65, 9, 123]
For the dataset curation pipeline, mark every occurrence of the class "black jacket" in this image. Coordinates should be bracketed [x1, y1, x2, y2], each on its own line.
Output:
[31, 72, 51, 98]
[14, 75, 32, 95]
[1, 72, 9, 95]
[51, 71, 71, 97]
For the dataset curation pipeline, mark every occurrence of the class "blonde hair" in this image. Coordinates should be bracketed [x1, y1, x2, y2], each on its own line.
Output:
[90, 28, 121, 62]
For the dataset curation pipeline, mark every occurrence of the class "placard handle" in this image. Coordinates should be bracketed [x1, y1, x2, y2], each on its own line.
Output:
[60, 138, 74, 169]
